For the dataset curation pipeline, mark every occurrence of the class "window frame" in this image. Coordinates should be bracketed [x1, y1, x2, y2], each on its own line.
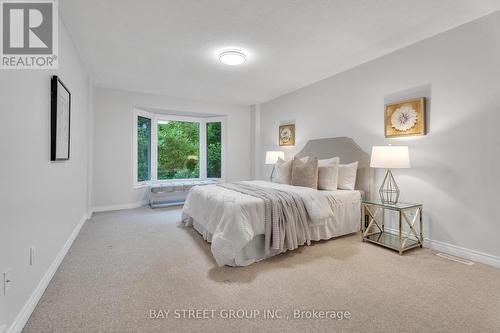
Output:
[132, 109, 225, 188]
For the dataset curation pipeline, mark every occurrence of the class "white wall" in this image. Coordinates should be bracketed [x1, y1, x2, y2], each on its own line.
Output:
[92, 88, 252, 210]
[0, 19, 91, 332]
[249, 104, 262, 180]
[257, 12, 500, 260]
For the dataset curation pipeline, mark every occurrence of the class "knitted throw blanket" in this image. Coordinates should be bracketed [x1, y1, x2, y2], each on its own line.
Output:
[217, 182, 311, 254]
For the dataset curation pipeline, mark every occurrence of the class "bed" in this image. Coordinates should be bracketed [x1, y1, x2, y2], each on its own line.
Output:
[182, 137, 373, 266]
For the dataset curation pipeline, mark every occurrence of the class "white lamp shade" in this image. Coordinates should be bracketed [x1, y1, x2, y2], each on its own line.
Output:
[370, 146, 410, 169]
[265, 151, 285, 164]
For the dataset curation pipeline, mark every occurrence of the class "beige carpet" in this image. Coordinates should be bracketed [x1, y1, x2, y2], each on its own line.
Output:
[23, 206, 500, 333]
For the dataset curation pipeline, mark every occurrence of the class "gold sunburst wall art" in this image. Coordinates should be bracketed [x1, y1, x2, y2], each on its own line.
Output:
[385, 97, 426, 138]
[279, 124, 295, 146]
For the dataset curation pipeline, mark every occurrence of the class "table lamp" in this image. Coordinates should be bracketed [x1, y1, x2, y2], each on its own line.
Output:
[265, 151, 285, 181]
[370, 146, 410, 204]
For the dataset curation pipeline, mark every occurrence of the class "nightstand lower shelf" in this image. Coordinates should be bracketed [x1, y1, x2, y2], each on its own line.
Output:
[362, 200, 423, 255]
[363, 231, 421, 253]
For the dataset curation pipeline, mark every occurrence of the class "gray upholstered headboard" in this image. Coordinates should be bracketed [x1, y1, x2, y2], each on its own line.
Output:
[295, 137, 373, 199]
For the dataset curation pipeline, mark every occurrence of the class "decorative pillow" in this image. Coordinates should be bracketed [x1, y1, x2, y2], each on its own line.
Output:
[291, 156, 319, 189]
[318, 157, 339, 166]
[338, 161, 358, 190]
[272, 157, 292, 184]
[318, 157, 340, 190]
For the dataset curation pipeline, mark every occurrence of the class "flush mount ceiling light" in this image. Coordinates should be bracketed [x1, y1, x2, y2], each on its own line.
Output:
[218, 49, 247, 66]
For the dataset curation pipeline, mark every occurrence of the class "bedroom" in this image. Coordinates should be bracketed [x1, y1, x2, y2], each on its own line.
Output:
[1, 0, 500, 332]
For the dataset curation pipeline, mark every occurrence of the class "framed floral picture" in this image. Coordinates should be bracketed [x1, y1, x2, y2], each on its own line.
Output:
[385, 97, 426, 138]
[279, 124, 295, 146]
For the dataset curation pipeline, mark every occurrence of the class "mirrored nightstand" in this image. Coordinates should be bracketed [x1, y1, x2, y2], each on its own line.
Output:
[362, 199, 423, 255]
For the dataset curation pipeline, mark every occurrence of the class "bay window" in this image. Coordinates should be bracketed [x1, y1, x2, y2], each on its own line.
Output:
[133, 109, 225, 186]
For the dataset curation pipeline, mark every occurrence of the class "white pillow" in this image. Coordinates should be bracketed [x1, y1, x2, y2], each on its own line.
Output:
[272, 157, 292, 184]
[317, 157, 340, 190]
[318, 157, 339, 166]
[338, 161, 358, 190]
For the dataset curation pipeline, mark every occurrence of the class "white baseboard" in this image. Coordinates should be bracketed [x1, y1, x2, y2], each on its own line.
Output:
[380, 227, 500, 268]
[425, 238, 500, 268]
[7, 213, 90, 333]
[92, 200, 147, 213]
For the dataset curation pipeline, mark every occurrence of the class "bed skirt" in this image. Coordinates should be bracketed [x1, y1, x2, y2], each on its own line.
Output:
[183, 213, 360, 266]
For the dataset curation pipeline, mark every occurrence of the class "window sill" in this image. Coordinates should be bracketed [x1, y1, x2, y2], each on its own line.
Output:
[133, 182, 150, 189]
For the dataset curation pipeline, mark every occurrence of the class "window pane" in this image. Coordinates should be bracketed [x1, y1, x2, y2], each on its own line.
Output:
[157, 121, 200, 179]
[137, 116, 151, 182]
[206, 122, 222, 178]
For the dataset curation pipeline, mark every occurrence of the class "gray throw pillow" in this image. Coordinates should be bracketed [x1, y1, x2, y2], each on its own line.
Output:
[291, 156, 319, 189]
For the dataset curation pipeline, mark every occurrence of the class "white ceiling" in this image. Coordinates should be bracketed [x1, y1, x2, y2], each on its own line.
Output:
[60, 0, 500, 105]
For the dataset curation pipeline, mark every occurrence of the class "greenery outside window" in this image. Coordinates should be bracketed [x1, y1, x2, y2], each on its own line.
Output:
[157, 120, 200, 180]
[206, 122, 222, 178]
[137, 116, 151, 182]
[133, 110, 225, 186]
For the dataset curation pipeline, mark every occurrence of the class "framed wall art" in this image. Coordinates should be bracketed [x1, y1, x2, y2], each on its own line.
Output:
[51, 75, 71, 161]
[279, 124, 295, 146]
[385, 97, 426, 138]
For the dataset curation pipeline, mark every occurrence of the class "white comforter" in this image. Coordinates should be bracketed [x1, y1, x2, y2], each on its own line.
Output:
[182, 180, 358, 266]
